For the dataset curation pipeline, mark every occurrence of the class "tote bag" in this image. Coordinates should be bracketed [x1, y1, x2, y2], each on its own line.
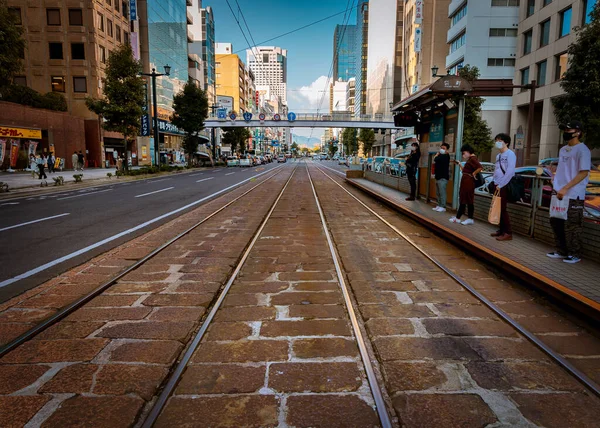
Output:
[549, 195, 569, 220]
[488, 189, 501, 225]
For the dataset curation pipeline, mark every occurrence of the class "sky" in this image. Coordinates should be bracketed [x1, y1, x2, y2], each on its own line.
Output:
[205, 0, 358, 138]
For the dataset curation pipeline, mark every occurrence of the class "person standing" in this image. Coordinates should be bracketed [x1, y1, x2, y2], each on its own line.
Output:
[36, 154, 47, 179]
[432, 143, 450, 212]
[47, 152, 55, 174]
[449, 145, 483, 225]
[71, 151, 79, 171]
[547, 121, 591, 264]
[405, 141, 421, 201]
[77, 150, 85, 171]
[491, 133, 517, 241]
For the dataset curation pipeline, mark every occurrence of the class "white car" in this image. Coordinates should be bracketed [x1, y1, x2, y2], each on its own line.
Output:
[226, 157, 239, 167]
[239, 156, 252, 167]
[338, 157, 346, 165]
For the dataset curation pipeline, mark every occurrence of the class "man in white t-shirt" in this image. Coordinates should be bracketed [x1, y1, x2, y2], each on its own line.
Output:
[547, 120, 591, 264]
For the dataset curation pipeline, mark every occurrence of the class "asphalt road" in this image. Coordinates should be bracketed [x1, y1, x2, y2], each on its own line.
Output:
[0, 162, 283, 303]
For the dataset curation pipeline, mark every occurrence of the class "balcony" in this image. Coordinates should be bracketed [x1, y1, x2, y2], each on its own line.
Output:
[187, 0, 193, 5]
[187, 9, 193, 25]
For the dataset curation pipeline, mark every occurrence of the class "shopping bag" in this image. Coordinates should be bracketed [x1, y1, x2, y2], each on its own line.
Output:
[488, 189, 501, 225]
[549, 195, 569, 220]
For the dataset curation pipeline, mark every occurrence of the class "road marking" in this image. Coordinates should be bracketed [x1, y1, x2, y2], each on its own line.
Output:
[225, 172, 235, 176]
[196, 177, 215, 183]
[189, 173, 200, 177]
[0, 166, 282, 289]
[57, 189, 113, 200]
[0, 213, 70, 232]
[135, 187, 175, 198]
[0, 202, 20, 206]
[148, 178, 172, 183]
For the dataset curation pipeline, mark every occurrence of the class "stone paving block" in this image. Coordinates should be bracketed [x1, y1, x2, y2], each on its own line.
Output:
[1, 338, 108, 363]
[463, 338, 548, 361]
[374, 337, 480, 361]
[260, 320, 350, 337]
[0, 396, 51, 428]
[120, 272, 171, 282]
[174, 282, 222, 294]
[392, 272, 448, 282]
[567, 358, 600, 384]
[539, 334, 600, 356]
[222, 293, 262, 307]
[192, 340, 289, 363]
[0, 308, 54, 323]
[45, 282, 102, 296]
[515, 316, 583, 334]
[41, 396, 144, 428]
[156, 396, 279, 428]
[176, 364, 266, 394]
[408, 291, 479, 305]
[147, 307, 205, 322]
[107, 282, 169, 294]
[0, 323, 34, 346]
[347, 271, 395, 282]
[293, 338, 359, 358]
[422, 318, 517, 337]
[269, 362, 361, 392]
[288, 304, 347, 319]
[0, 364, 51, 394]
[496, 301, 558, 317]
[286, 395, 379, 428]
[383, 362, 447, 392]
[66, 307, 151, 322]
[110, 340, 183, 364]
[214, 306, 276, 322]
[466, 361, 584, 391]
[34, 321, 105, 340]
[433, 303, 497, 318]
[393, 393, 497, 428]
[359, 304, 434, 319]
[15, 294, 78, 309]
[365, 318, 415, 336]
[93, 364, 168, 400]
[368, 281, 419, 292]
[228, 281, 289, 294]
[204, 322, 253, 341]
[39, 363, 98, 393]
[270, 291, 342, 305]
[278, 272, 335, 281]
[143, 293, 214, 307]
[84, 295, 140, 308]
[97, 321, 194, 341]
[509, 392, 600, 428]
[293, 282, 339, 291]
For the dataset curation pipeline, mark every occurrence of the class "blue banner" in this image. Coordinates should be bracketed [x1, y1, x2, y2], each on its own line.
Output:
[140, 114, 150, 136]
[129, 0, 137, 20]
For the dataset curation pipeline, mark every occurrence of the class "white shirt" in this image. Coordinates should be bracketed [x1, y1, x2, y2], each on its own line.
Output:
[493, 149, 516, 188]
[553, 142, 591, 201]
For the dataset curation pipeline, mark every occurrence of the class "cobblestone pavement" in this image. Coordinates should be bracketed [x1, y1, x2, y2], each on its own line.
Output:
[308, 163, 600, 428]
[0, 167, 293, 427]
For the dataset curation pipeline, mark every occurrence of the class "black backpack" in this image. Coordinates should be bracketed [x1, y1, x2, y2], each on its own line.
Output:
[496, 162, 525, 203]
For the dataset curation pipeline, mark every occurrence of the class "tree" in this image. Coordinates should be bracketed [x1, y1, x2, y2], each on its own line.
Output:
[171, 81, 209, 164]
[358, 128, 376, 157]
[553, 4, 600, 148]
[456, 65, 493, 155]
[341, 128, 358, 155]
[0, 0, 26, 86]
[222, 127, 251, 154]
[291, 142, 299, 154]
[86, 44, 145, 171]
[327, 139, 339, 157]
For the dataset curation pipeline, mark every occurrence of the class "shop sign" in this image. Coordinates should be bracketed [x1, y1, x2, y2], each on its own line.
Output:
[129, 0, 137, 20]
[515, 125, 525, 149]
[140, 114, 150, 136]
[10, 140, 19, 168]
[0, 139, 6, 165]
[414, 28, 422, 53]
[431, 76, 473, 94]
[430, 114, 444, 143]
[157, 118, 184, 135]
[28, 140, 38, 157]
[131, 32, 140, 60]
[415, 0, 423, 24]
[142, 146, 148, 160]
[0, 126, 42, 139]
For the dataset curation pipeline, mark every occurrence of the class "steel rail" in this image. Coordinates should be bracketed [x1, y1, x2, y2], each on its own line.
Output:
[305, 164, 394, 428]
[0, 165, 286, 358]
[312, 163, 600, 398]
[141, 165, 298, 427]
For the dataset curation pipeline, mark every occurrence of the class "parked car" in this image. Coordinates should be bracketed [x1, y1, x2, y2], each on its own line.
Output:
[277, 155, 286, 163]
[226, 156, 239, 167]
[239, 155, 252, 167]
[338, 157, 346, 165]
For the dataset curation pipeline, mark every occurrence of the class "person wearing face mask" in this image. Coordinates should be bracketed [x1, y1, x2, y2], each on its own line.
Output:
[405, 141, 421, 201]
[546, 121, 591, 264]
[449, 145, 483, 225]
[432, 143, 450, 212]
[491, 133, 516, 241]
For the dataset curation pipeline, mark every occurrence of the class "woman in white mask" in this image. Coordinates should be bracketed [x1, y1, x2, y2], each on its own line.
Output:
[432, 143, 451, 212]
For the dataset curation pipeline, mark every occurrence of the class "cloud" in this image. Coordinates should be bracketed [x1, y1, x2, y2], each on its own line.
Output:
[288, 76, 330, 113]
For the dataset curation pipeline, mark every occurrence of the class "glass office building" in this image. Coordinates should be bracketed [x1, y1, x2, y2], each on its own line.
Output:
[333, 25, 357, 82]
[354, 1, 369, 117]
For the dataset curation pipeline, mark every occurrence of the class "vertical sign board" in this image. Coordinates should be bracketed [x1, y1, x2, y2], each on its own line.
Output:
[129, 0, 137, 21]
[131, 32, 140, 60]
[414, 28, 422, 53]
[415, 0, 424, 24]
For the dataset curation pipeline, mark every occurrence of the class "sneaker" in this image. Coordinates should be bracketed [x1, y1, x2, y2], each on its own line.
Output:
[546, 252, 567, 259]
[563, 256, 581, 264]
[437, 207, 446, 212]
[449, 217, 461, 223]
[461, 219, 474, 225]
[432, 206, 440, 211]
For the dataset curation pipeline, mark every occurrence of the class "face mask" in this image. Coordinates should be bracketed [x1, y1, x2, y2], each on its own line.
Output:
[562, 132, 578, 142]
[439, 149, 446, 154]
[411, 146, 417, 151]
[495, 141, 504, 149]
[462, 153, 469, 160]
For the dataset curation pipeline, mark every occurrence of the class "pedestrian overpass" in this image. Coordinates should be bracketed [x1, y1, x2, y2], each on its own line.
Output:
[204, 112, 398, 129]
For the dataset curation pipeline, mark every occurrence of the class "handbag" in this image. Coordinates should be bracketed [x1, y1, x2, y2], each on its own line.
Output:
[549, 195, 569, 220]
[488, 188, 501, 225]
[498, 162, 524, 203]
[474, 172, 485, 188]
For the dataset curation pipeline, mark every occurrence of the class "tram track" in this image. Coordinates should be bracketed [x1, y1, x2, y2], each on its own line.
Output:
[311, 162, 600, 398]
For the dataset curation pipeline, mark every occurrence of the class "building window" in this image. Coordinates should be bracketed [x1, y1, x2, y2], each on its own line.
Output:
[526, 0, 535, 17]
[559, 7, 572, 38]
[543, 0, 552, 6]
[540, 19, 550, 46]
[536, 60, 547, 85]
[487, 58, 516, 66]
[450, 32, 466, 53]
[49, 43, 63, 60]
[115, 1, 120, 12]
[73, 77, 87, 93]
[555, 52, 568, 80]
[51, 76, 66, 92]
[124, 32, 129, 45]
[489, 28, 518, 37]
[8, 7, 21, 25]
[107, 19, 113, 37]
[115, 26, 121, 42]
[68, 9, 83, 26]
[122, 2, 128, 18]
[47, 9, 61, 26]
[98, 13, 104, 32]
[491, 0, 520, 6]
[583, 0, 594, 25]
[71, 43, 85, 60]
[451, 5, 467, 27]
[99, 46, 106, 63]
[106, 0, 112, 5]
[523, 29, 533, 55]
[521, 67, 530, 85]
[13, 76, 26, 86]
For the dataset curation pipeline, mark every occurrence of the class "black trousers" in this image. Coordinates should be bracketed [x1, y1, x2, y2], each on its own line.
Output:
[38, 164, 47, 179]
[499, 186, 512, 235]
[456, 204, 474, 219]
[550, 199, 584, 257]
[407, 167, 417, 198]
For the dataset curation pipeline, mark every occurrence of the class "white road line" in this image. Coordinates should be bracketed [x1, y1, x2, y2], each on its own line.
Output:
[148, 178, 172, 183]
[0, 165, 282, 289]
[57, 189, 113, 200]
[135, 187, 175, 198]
[0, 202, 20, 206]
[196, 177, 215, 183]
[225, 172, 235, 176]
[189, 173, 200, 177]
[0, 213, 70, 233]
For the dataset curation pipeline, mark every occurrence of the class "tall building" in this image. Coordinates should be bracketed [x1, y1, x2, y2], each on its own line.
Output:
[346, 77, 356, 113]
[246, 46, 288, 105]
[445, 0, 520, 140]
[215, 46, 253, 114]
[510, 0, 597, 163]
[402, 0, 451, 99]
[333, 24, 357, 82]
[187, 0, 205, 89]
[189, 5, 215, 105]
[354, 1, 369, 117]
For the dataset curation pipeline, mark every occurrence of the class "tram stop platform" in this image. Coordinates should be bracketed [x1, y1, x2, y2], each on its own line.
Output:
[346, 177, 600, 320]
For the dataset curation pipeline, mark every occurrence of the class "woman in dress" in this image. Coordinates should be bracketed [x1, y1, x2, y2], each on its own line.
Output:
[449, 144, 482, 225]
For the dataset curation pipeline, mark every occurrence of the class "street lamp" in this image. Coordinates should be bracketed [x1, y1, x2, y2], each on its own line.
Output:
[142, 65, 171, 167]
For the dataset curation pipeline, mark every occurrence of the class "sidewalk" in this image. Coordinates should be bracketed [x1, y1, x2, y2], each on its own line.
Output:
[347, 177, 600, 315]
[0, 168, 116, 190]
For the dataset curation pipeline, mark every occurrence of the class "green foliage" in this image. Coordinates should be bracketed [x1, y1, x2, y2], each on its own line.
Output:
[0, 0, 26, 85]
[327, 140, 339, 157]
[222, 127, 251, 154]
[358, 128, 376, 156]
[552, 4, 600, 148]
[291, 142, 299, 153]
[1, 84, 67, 111]
[171, 82, 209, 159]
[73, 174, 83, 182]
[86, 44, 145, 169]
[341, 128, 358, 155]
[40, 92, 68, 111]
[457, 65, 493, 155]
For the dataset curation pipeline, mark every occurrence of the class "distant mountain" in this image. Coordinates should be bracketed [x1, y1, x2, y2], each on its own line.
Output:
[291, 135, 321, 147]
